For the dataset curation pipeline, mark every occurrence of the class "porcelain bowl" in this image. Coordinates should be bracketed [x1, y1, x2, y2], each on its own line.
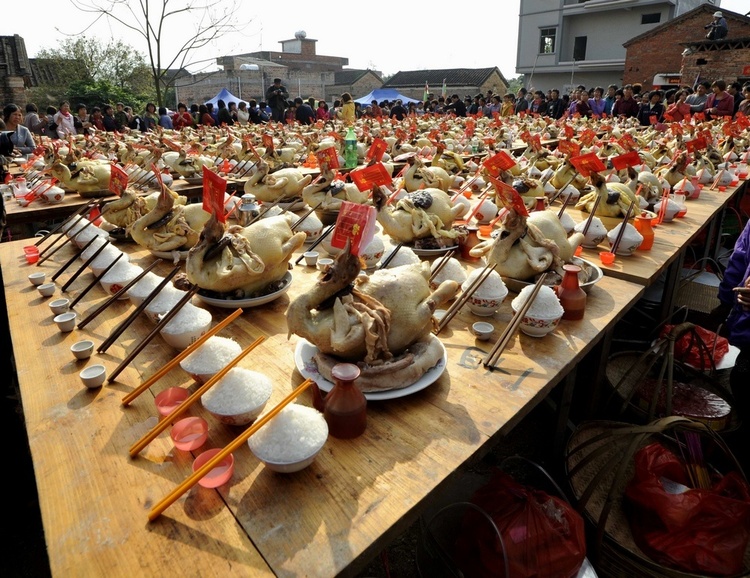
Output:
[511, 305, 562, 338]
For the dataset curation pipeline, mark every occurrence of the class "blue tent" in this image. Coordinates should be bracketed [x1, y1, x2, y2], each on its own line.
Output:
[354, 89, 421, 106]
[204, 88, 244, 106]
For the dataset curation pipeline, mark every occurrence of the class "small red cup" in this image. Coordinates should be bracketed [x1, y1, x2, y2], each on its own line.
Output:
[599, 251, 615, 265]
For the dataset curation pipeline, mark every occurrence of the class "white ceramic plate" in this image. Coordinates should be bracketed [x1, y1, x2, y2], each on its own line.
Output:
[196, 272, 292, 308]
[181, 176, 203, 186]
[149, 249, 189, 261]
[408, 244, 459, 257]
[294, 338, 447, 401]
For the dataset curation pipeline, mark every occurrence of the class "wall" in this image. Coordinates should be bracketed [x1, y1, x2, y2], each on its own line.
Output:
[681, 45, 750, 87]
[624, 12, 750, 88]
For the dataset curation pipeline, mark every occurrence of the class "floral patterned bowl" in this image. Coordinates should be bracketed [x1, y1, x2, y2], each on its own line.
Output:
[466, 289, 508, 317]
[511, 305, 562, 338]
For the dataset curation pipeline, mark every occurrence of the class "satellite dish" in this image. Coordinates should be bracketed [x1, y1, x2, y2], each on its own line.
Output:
[240, 63, 260, 71]
[295, 30, 307, 39]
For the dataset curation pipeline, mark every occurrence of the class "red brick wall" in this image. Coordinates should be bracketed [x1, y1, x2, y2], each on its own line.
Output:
[681, 46, 750, 88]
[624, 12, 750, 89]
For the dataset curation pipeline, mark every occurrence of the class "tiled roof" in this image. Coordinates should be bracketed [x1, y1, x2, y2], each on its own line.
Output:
[334, 69, 380, 84]
[384, 68, 507, 89]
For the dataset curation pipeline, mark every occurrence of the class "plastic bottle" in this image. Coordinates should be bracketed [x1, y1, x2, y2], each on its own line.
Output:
[344, 127, 358, 169]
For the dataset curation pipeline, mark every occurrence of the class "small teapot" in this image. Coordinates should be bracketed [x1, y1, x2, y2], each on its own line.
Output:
[311, 363, 367, 439]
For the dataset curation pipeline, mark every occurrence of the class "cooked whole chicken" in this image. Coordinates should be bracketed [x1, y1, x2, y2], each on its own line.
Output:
[243, 158, 313, 202]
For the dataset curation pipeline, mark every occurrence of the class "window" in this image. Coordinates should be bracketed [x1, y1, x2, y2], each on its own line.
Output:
[540, 28, 557, 54]
[573, 36, 587, 61]
[642, 13, 661, 24]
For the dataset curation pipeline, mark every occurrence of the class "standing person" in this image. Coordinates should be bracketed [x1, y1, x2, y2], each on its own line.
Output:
[236, 101, 250, 125]
[158, 106, 173, 129]
[113, 103, 128, 131]
[530, 90, 546, 115]
[370, 100, 382, 117]
[705, 79, 735, 119]
[228, 101, 238, 123]
[3, 104, 35, 155]
[142, 103, 158, 131]
[190, 104, 200, 124]
[686, 81, 710, 113]
[74, 103, 92, 135]
[294, 97, 315, 125]
[208, 103, 218, 124]
[575, 91, 592, 118]
[514, 88, 529, 114]
[336, 92, 356, 123]
[216, 99, 234, 126]
[248, 100, 263, 124]
[637, 90, 665, 125]
[54, 101, 77, 138]
[704, 11, 728, 40]
[738, 83, 750, 117]
[604, 84, 618, 116]
[500, 94, 514, 117]
[265, 78, 289, 122]
[90, 107, 105, 131]
[24, 103, 47, 136]
[612, 84, 640, 118]
[44, 106, 58, 139]
[198, 104, 215, 126]
[172, 103, 193, 129]
[545, 89, 565, 119]
[728, 82, 742, 117]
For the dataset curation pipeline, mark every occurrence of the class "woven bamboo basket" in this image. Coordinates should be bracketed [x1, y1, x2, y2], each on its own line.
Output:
[565, 417, 750, 578]
[604, 322, 739, 431]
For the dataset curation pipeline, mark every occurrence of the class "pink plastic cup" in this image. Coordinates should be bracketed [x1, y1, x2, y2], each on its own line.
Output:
[192, 448, 235, 488]
[24, 246, 40, 264]
[154, 387, 189, 417]
[170, 416, 208, 451]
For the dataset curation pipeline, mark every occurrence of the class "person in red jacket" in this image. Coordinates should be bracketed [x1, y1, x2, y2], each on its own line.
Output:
[705, 79, 735, 119]
[172, 103, 194, 130]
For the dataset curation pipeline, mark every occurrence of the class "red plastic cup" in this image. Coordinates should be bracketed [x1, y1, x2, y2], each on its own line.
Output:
[599, 251, 615, 265]
[154, 387, 190, 417]
[170, 416, 208, 451]
[718, 186, 727, 192]
[479, 224, 493, 237]
[574, 245, 583, 257]
[192, 448, 235, 488]
[23, 246, 40, 264]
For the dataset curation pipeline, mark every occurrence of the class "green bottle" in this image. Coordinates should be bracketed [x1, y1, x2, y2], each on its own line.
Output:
[344, 127, 358, 169]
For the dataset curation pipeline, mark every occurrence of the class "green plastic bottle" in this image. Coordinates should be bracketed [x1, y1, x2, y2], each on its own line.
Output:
[344, 127, 358, 169]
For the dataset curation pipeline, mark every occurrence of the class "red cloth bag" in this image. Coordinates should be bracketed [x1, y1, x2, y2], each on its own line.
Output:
[660, 324, 730, 369]
[453, 470, 586, 578]
[624, 442, 750, 576]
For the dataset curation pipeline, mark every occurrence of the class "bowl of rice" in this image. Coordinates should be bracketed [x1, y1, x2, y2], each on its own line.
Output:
[180, 336, 242, 384]
[159, 303, 213, 350]
[88, 244, 129, 277]
[100, 262, 144, 298]
[511, 285, 564, 337]
[201, 368, 273, 426]
[461, 268, 508, 317]
[247, 404, 328, 473]
[429, 257, 467, 291]
[144, 285, 188, 323]
[126, 272, 162, 307]
[74, 223, 109, 249]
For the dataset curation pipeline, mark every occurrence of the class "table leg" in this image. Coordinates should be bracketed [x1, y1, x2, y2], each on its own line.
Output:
[554, 367, 578, 459]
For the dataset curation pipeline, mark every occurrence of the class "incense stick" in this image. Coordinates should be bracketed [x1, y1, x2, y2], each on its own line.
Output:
[147, 377, 313, 521]
[107, 285, 199, 383]
[121, 308, 243, 406]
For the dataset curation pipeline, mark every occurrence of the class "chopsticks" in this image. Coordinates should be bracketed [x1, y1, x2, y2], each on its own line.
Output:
[378, 243, 403, 269]
[147, 376, 313, 521]
[294, 224, 334, 265]
[121, 308, 243, 405]
[35, 203, 94, 247]
[556, 192, 573, 219]
[484, 273, 548, 370]
[434, 263, 498, 334]
[61, 240, 111, 293]
[69, 253, 124, 309]
[107, 285, 199, 383]
[77, 259, 163, 329]
[610, 200, 636, 256]
[429, 250, 456, 283]
[51, 236, 98, 282]
[129, 336, 266, 457]
[461, 185, 492, 224]
[581, 196, 602, 236]
[291, 202, 322, 231]
[97, 264, 181, 354]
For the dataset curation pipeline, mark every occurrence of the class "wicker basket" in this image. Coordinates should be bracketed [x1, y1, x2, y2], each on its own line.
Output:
[565, 417, 749, 578]
[604, 322, 739, 431]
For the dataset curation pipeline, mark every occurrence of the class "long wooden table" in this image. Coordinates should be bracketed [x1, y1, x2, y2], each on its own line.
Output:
[1, 233, 643, 577]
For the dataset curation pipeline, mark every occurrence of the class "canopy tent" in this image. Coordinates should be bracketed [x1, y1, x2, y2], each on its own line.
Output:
[204, 88, 244, 106]
[354, 89, 421, 106]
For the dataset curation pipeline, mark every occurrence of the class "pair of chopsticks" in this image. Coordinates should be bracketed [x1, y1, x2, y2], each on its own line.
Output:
[61, 240, 112, 293]
[484, 273, 548, 370]
[148, 376, 314, 521]
[121, 308, 243, 405]
[429, 250, 456, 283]
[291, 201, 322, 231]
[129, 335, 266, 457]
[378, 243, 403, 269]
[610, 200, 636, 256]
[51, 236, 98, 281]
[581, 196, 602, 236]
[434, 263, 498, 334]
[35, 202, 94, 248]
[97, 265, 181, 354]
[69, 253, 125, 309]
[294, 224, 335, 265]
[107, 285, 199, 383]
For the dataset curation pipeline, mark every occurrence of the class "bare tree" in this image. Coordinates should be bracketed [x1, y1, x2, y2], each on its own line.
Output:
[69, 0, 248, 106]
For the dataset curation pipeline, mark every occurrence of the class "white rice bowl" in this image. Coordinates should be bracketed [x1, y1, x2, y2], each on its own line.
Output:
[89, 246, 129, 276]
[201, 368, 273, 426]
[574, 216, 607, 248]
[100, 261, 144, 298]
[159, 303, 213, 350]
[80, 235, 108, 260]
[144, 285, 188, 323]
[74, 223, 109, 248]
[64, 217, 92, 237]
[430, 257, 467, 290]
[180, 336, 242, 384]
[126, 272, 162, 307]
[511, 285, 564, 337]
[382, 245, 420, 268]
[247, 404, 328, 473]
[462, 269, 508, 317]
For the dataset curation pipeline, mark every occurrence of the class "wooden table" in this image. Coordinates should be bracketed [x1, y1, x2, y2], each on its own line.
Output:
[1, 230, 643, 577]
[571, 179, 747, 319]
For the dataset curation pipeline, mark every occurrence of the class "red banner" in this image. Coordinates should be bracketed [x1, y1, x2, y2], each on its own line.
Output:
[366, 138, 388, 162]
[109, 163, 128, 197]
[482, 151, 517, 176]
[686, 137, 708, 153]
[617, 134, 637, 151]
[579, 128, 597, 146]
[262, 133, 275, 152]
[330, 201, 377, 256]
[350, 163, 392, 191]
[486, 174, 529, 217]
[315, 147, 340, 169]
[570, 152, 606, 177]
[557, 139, 581, 158]
[611, 151, 641, 171]
[203, 169, 228, 223]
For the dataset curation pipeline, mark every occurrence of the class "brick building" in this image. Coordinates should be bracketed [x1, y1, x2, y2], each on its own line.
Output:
[623, 4, 750, 89]
[0, 35, 31, 107]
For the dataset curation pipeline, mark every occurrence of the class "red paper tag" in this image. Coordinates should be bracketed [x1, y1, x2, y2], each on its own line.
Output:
[618, 134, 637, 151]
[570, 152, 606, 177]
[557, 139, 581, 158]
[663, 113, 674, 122]
[563, 124, 575, 139]
[693, 112, 705, 122]
[262, 133, 275, 153]
[519, 130, 531, 144]
[649, 115, 658, 125]
[366, 138, 388, 162]
[486, 175, 529, 217]
[465, 118, 476, 138]
[316, 147, 340, 169]
[330, 201, 377, 256]
[579, 128, 597, 146]
[686, 137, 707, 153]
[530, 134, 542, 152]
[203, 169, 228, 223]
[482, 151, 517, 176]
[109, 163, 128, 197]
[671, 123, 683, 136]
[736, 112, 749, 129]
[350, 163, 392, 191]
[395, 128, 408, 141]
[611, 151, 641, 171]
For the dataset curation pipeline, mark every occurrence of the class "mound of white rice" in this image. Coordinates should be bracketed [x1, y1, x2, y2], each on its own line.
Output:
[574, 216, 607, 237]
[160, 303, 212, 336]
[145, 285, 187, 316]
[75, 224, 109, 246]
[64, 217, 92, 237]
[126, 272, 162, 300]
[100, 261, 143, 284]
[430, 257, 467, 286]
[80, 235, 109, 260]
[462, 268, 507, 299]
[247, 404, 327, 463]
[383, 246, 420, 268]
[180, 336, 242, 375]
[201, 368, 273, 416]
[511, 285, 564, 319]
